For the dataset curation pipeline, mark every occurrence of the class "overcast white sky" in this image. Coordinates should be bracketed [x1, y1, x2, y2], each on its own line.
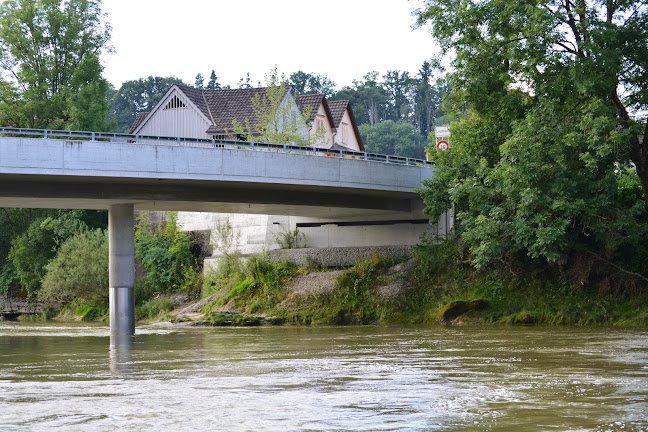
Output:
[100, 0, 438, 89]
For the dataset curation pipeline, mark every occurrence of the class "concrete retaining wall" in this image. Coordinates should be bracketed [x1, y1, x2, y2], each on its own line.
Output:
[267, 246, 414, 267]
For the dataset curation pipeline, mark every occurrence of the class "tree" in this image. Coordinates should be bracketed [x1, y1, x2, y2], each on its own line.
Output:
[230, 66, 324, 146]
[40, 229, 108, 304]
[333, 72, 389, 126]
[0, 0, 112, 129]
[237, 72, 252, 89]
[110, 76, 182, 132]
[289, 71, 336, 98]
[382, 70, 414, 121]
[207, 70, 221, 90]
[416, 0, 648, 206]
[135, 212, 198, 293]
[416, 0, 648, 280]
[358, 120, 424, 159]
[194, 73, 204, 89]
[413, 61, 444, 137]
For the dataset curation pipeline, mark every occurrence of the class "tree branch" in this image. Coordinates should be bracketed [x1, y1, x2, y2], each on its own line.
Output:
[586, 251, 648, 283]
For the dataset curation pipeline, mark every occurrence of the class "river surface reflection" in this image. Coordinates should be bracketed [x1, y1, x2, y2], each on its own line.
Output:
[0, 322, 646, 431]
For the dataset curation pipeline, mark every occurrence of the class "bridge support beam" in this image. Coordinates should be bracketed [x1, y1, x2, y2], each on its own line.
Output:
[109, 204, 135, 336]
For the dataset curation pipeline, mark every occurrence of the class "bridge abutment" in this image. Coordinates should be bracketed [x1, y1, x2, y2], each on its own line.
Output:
[109, 204, 135, 336]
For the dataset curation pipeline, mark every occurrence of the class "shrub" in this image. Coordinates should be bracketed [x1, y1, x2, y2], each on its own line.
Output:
[135, 212, 199, 293]
[40, 229, 109, 305]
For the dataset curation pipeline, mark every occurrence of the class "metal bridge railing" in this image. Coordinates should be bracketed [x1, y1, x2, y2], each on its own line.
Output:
[0, 127, 434, 168]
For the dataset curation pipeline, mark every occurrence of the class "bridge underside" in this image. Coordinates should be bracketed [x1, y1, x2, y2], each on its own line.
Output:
[0, 174, 419, 218]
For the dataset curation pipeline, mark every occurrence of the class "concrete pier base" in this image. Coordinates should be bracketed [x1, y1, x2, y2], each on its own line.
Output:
[109, 204, 135, 336]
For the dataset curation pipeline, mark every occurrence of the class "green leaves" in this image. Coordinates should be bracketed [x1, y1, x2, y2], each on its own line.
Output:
[0, 0, 111, 129]
[416, 0, 648, 279]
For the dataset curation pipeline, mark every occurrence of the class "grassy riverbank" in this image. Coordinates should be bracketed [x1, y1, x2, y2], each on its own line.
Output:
[13, 237, 648, 327]
[192, 241, 648, 327]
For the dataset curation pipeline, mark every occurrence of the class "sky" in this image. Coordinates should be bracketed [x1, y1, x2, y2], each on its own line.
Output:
[100, 0, 439, 89]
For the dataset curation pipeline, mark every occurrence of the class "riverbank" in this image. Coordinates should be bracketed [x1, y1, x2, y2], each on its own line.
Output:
[172, 248, 648, 327]
[8, 244, 648, 327]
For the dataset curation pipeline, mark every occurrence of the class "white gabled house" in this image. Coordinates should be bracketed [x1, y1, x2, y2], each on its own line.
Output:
[130, 84, 364, 152]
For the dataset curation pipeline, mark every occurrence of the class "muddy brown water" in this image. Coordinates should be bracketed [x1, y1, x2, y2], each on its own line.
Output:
[0, 322, 646, 431]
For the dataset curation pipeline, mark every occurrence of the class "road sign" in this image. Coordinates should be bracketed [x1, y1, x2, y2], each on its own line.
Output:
[436, 140, 449, 151]
[435, 126, 450, 137]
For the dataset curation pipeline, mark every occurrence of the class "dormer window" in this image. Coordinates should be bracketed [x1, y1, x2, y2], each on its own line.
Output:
[163, 96, 187, 110]
[315, 116, 325, 133]
[342, 122, 349, 144]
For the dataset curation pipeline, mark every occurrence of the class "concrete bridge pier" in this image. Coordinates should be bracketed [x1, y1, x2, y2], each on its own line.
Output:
[109, 204, 135, 336]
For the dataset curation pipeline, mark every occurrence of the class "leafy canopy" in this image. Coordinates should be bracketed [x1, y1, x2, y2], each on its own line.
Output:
[0, 0, 112, 130]
[416, 0, 648, 277]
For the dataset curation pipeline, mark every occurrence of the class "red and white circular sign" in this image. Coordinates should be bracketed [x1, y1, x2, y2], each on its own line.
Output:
[436, 140, 449, 151]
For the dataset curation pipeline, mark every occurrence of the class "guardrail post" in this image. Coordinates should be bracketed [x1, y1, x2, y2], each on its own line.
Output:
[44, 129, 48, 139]
[387, 155, 391, 163]
[91, 132, 96, 141]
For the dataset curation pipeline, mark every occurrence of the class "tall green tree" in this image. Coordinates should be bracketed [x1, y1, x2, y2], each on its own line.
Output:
[0, 0, 112, 129]
[413, 61, 445, 137]
[207, 70, 221, 90]
[417, 0, 648, 279]
[194, 73, 204, 89]
[416, 0, 648, 206]
[382, 70, 414, 121]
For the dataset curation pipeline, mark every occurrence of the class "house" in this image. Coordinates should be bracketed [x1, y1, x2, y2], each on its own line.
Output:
[129, 84, 363, 152]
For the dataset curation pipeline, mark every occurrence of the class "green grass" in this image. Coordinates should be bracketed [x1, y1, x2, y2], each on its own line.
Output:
[135, 297, 175, 322]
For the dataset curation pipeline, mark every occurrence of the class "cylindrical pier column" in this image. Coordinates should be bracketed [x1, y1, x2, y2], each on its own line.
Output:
[109, 204, 135, 336]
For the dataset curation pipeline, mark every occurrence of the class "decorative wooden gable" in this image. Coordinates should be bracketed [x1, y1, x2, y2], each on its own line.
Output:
[163, 95, 187, 110]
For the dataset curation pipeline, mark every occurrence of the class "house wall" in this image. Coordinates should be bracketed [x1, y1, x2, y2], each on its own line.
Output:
[137, 89, 211, 139]
[308, 103, 335, 148]
[335, 108, 361, 152]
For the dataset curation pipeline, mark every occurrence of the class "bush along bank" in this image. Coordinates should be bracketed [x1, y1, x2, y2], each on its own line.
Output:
[12, 211, 203, 324]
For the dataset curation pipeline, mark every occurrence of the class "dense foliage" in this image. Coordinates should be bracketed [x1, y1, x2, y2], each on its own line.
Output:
[0, 0, 112, 130]
[135, 212, 200, 295]
[1, 209, 107, 297]
[416, 0, 648, 289]
[40, 229, 108, 304]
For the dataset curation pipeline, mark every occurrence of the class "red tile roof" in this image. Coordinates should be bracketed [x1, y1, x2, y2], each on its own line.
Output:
[328, 100, 364, 151]
[129, 112, 149, 134]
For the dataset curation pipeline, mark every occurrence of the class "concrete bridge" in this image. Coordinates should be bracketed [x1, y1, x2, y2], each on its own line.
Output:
[0, 128, 435, 335]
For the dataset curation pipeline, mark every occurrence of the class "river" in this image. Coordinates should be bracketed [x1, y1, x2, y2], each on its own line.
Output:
[0, 322, 646, 431]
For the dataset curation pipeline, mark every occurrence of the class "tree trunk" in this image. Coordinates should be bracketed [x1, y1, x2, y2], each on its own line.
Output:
[609, 91, 648, 207]
[633, 120, 648, 206]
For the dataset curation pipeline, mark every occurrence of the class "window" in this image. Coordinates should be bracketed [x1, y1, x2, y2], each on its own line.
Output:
[163, 96, 186, 110]
[315, 116, 325, 133]
[342, 122, 349, 144]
